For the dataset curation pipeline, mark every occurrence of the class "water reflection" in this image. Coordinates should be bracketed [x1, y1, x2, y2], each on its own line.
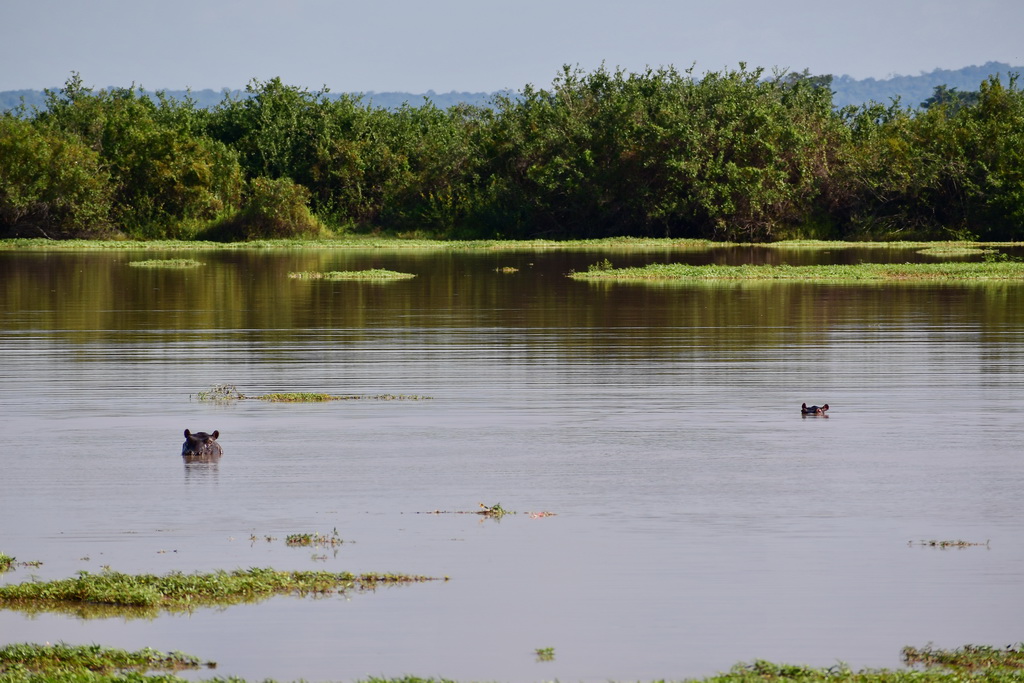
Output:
[1, 246, 1023, 683]
[183, 454, 221, 482]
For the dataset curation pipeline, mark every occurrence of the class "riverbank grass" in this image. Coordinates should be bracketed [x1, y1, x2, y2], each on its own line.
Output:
[570, 261, 1024, 282]
[5, 236, 1020, 252]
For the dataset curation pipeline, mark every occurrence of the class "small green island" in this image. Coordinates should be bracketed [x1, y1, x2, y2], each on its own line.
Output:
[0, 567, 438, 612]
[288, 269, 416, 280]
[570, 260, 1024, 282]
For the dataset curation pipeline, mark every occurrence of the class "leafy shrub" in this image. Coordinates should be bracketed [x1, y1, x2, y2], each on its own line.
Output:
[0, 116, 114, 237]
[205, 176, 326, 240]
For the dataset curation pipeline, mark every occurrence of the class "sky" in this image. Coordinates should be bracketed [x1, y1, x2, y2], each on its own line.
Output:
[2, 0, 1023, 94]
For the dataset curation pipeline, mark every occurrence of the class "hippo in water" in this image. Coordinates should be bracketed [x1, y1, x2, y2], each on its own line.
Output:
[801, 403, 829, 415]
[182, 429, 223, 458]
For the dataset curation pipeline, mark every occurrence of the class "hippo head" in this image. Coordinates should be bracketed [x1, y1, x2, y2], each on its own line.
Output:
[182, 429, 223, 458]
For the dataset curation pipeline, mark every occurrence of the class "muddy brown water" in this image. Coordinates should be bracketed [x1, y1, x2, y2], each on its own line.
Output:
[1, 246, 1023, 682]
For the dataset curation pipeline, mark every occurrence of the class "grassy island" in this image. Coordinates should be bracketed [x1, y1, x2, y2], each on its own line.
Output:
[570, 261, 1024, 282]
[288, 269, 416, 280]
[0, 567, 437, 611]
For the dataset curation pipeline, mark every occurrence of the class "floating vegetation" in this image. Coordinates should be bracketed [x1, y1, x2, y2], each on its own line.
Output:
[285, 529, 345, 548]
[477, 502, 512, 518]
[535, 646, 555, 662]
[288, 269, 416, 280]
[0, 567, 438, 613]
[909, 539, 989, 549]
[902, 643, 1024, 670]
[195, 383, 245, 401]
[127, 258, 203, 268]
[917, 245, 995, 257]
[419, 504, 557, 520]
[195, 384, 430, 402]
[260, 392, 343, 402]
[570, 261, 1024, 282]
[258, 392, 430, 402]
[250, 534, 278, 544]
[0, 642, 215, 677]
[0, 553, 42, 572]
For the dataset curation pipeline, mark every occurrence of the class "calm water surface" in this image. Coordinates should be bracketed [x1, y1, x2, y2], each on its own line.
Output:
[1, 246, 1023, 682]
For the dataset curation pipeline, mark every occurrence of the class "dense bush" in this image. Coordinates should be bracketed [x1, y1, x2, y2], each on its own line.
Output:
[0, 115, 113, 237]
[1, 67, 1021, 241]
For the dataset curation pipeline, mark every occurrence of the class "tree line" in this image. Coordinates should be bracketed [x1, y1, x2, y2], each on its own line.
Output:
[1, 65, 1022, 242]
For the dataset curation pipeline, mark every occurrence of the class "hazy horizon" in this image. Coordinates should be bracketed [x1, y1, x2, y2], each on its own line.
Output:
[1, 0, 1022, 93]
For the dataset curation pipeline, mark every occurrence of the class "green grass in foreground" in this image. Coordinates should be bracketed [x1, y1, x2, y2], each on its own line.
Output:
[0, 567, 436, 610]
[3, 644, 1024, 682]
[288, 269, 416, 280]
[570, 261, 1024, 282]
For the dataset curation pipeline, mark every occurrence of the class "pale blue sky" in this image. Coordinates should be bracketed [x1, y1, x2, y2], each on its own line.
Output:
[2, 0, 1022, 93]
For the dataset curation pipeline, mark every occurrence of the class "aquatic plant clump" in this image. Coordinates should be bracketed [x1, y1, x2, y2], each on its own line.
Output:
[0, 567, 438, 610]
[910, 539, 990, 548]
[195, 383, 246, 401]
[195, 384, 431, 402]
[127, 258, 203, 267]
[285, 529, 345, 547]
[902, 643, 1024, 670]
[570, 261, 1024, 282]
[0, 642, 214, 676]
[288, 269, 416, 280]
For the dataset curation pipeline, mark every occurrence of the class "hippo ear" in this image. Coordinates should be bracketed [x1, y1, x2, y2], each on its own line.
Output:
[184, 429, 192, 438]
[211, 430, 219, 440]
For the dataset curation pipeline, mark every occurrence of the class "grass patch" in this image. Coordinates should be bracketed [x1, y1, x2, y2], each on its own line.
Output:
[0, 567, 437, 612]
[0, 642, 214, 677]
[127, 258, 203, 268]
[569, 261, 1024, 282]
[259, 392, 344, 402]
[288, 269, 416, 280]
[917, 246, 995, 257]
[534, 647, 555, 662]
[0, 553, 42, 573]
[194, 384, 430, 402]
[285, 529, 345, 548]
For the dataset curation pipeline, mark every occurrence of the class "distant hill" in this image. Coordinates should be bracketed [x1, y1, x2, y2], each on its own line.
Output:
[829, 61, 1022, 108]
[2, 62, 1021, 114]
